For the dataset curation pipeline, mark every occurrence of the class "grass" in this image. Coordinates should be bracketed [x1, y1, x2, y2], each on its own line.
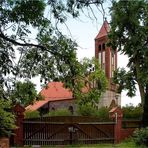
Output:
[51, 141, 139, 148]
[11, 140, 143, 148]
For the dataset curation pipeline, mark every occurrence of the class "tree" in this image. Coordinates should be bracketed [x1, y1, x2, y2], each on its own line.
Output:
[73, 58, 107, 109]
[109, 0, 148, 126]
[9, 81, 42, 107]
[0, 0, 104, 99]
[0, 0, 106, 137]
[0, 99, 16, 137]
[113, 68, 136, 97]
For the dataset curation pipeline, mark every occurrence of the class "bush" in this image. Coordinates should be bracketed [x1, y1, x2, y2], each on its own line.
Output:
[77, 104, 110, 121]
[25, 110, 40, 118]
[122, 104, 143, 119]
[77, 103, 98, 117]
[0, 99, 16, 137]
[46, 108, 71, 116]
[96, 107, 110, 121]
[133, 127, 148, 146]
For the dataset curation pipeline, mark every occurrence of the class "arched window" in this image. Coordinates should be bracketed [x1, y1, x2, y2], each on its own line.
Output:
[110, 51, 115, 78]
[102, 43, 105, 50]
[51, 107, 55, 111]
[98, 44, 102, 64]
[98, 44, 101, 51]
[68, 106, 74, 115]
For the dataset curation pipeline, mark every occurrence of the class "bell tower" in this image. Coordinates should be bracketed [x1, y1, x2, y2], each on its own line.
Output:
[95, 20, 117, 90]
[95, 20, 120, 107]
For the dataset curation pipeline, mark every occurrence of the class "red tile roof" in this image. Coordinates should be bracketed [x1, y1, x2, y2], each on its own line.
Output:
[25, 100, 49, 111]
[25, 82, 73, 111]
[95, 20, 110, 39]
[40, 82, 73, 99]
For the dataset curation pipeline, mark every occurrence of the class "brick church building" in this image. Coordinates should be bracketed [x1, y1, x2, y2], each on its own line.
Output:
[26, 21, 121, 113]
[95, 20, 121, 108]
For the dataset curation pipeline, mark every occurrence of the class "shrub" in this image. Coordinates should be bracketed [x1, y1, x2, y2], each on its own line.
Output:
[25, 110, 40, 118]
[96, 107, 110, 121]
[77, 104, 110, 121]
[0, 99, 16, 137]
[122, 104, 143, 119]
[77, 103, 98, 117]
[133, 127, 148, 146]
[46, 108, 71, 116]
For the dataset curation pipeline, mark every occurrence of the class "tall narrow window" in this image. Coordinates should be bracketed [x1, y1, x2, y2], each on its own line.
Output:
[102, 43, 105, 50]
[111, 51, 115, 77]
[102, 51, 105, 71]
[110, 52, 112, 78]
[98, 44, 102, 65]
[98, 52, 101, 64]
[99, 45, 101, 51]
[68, 106, 74, 114]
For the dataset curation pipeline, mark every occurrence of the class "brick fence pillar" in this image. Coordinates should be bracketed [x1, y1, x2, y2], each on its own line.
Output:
[13, 104, 25, 146]
[109, 107, 123, 143]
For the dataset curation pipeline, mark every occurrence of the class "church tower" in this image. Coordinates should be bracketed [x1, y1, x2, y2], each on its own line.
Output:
[95, 20, 120, 107]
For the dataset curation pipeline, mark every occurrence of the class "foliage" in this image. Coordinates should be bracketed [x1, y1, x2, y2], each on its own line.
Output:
[96, 106, 110, 121]
[74, 58, 107, 108]
[0, 0, 105, 139]
[109, 0, 148, 102]
[113, 68, 136, 97]
[0, 0, 104, 99]
[0, 99, 16, 137]
[77, 104, 110, 121]
[46, 108, 71, 116]
[122, 104, 143, 119]
[77, 103, 98, 117]
[133, 127, 148, 146]
[9, 81, 43, 107]
[109, 0, 148, 126]
[25, 110, 40, 119]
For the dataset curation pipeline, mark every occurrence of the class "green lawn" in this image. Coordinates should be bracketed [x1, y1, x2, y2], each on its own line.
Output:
[12, 140, 143, 148]
[48, 141, 140, 148]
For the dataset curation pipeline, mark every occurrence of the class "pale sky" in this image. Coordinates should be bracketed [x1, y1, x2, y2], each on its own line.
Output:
[32, 2, 141, 106]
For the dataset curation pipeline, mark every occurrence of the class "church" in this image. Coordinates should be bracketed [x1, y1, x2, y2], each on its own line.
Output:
[26, 21, 121, 113]
[95, 20, 121, 108]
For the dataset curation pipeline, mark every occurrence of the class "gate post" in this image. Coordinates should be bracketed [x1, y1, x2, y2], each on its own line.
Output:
[109, 107, 123, 143]
[13, 104, 25, 146]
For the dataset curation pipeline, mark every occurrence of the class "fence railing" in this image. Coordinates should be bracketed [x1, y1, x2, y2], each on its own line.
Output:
[122, 120, 141, 128]
[12, 105, 138, 146]
[23, 117, 115, 145]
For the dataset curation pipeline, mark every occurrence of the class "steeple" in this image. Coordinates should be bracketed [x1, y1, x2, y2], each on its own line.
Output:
[95, 20, 117, 87]
[94, 20, 120, 108]
[95, 20, 110, 39]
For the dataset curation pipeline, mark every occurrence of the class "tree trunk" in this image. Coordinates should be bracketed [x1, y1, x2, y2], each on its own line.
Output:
[137, 80, 145, 106]
[135, 58, 145, 105]
[142, 84, 148, 127]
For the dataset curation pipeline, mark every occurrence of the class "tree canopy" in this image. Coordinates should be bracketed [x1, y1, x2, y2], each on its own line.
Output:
[0, 0, 105, 99]
[76, 58, 107, 108]
[0, 0, 108, 137]
[109, 0, 148, 126]
[9, 81, 42, 107]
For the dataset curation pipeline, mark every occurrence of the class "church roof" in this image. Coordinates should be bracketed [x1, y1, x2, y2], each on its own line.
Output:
[40, 82, 73, 99]
[25, 82, 73, 111]
[25, 100, 49, 111]
[95, 20, 110, 39]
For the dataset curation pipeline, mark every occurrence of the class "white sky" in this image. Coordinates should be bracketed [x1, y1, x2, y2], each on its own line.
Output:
[32, 2, 141, 106]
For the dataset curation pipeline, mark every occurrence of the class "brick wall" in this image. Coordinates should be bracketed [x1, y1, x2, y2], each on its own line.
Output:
[121, 128, 135, 140]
